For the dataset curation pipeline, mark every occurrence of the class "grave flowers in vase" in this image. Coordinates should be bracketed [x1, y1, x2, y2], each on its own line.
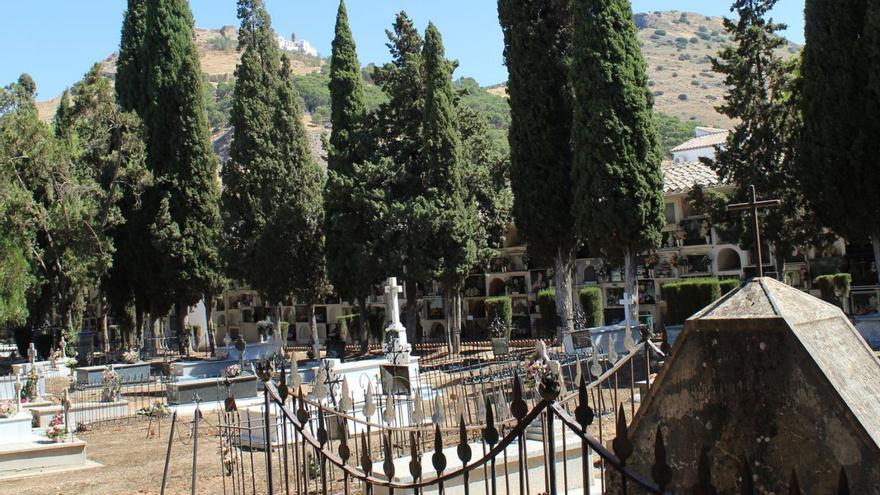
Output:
[20, 368, 39, 403]
[101, 368, 122, 402]
[0, 400, 14, 418]
[45, 413, 65, 442]
[121, 349, 139, 364]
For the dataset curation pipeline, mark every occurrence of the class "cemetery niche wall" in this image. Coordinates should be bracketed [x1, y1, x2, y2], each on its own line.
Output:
[625, 277, 880, 493]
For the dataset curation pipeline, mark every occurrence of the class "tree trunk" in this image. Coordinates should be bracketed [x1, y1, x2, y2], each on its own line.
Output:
[405, 281, 420, 343]
[554, 249, 575, 341]
[872, 231, 880, 287]
[100, 299, 110, 353]
[453, 291, 462, 354]
[176, 302, 188, 356]
[357, 297, 369, 354]
[308, 303, 319, 349]
[205, 291, 216, 357]
[772, 244, 785, 281]
[623, 248, 638, 329]
[444, 288, 455, 354]
[149, 303, 161, 351]
[135, 310, 144, 349]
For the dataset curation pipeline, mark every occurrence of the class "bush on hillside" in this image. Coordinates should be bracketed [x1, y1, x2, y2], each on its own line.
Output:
[578, 287, 604, 327]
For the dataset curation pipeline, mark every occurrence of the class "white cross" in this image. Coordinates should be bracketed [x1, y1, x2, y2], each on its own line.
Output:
[27, 343, 36, 366]
[384, 277, 404, 332]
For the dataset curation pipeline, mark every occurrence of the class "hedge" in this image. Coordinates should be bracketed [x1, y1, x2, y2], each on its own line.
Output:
[661, 278, 722, 325]
[537, 288, 557, 335]
[485, 296, 513, 326]
[719, 278, 739, 294]
[814, 273, 851, 309]
[578, 287, 604, 327]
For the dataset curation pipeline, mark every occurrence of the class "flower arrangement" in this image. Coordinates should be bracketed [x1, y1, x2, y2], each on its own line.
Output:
[20, 369, 39, 403]
[137, 401, 169, 418]
[64, 358, 78, 370]
[524, 359, 553, 389]
[489, 317, 509, 339]
[645, 254, 659, 268]
[121, 350, 139, 364]
[0, 400, 15, 418]
[224, 364, 241, 378]
[101, 368, 122, 402]
[45, 413, 65, 441]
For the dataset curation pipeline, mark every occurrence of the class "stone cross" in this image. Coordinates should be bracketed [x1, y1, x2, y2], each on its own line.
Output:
[60, 337, 66, 360]
[50, 349, 57, 370]
[14, 374, 22, 413]
[27, 342, 36, 367]
[384, 277, 405, 334]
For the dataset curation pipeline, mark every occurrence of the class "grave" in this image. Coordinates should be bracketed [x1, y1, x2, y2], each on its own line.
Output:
[0, 393, 93, 478]
[31, 401, 130, 429]
[626, 277, 880, 492]
[76, 362, 151, 385]
[166, 374, 258, 405]
[0, 374, 45, 401]
[169, 358, 238, 379]
[853, 312, 880, 350]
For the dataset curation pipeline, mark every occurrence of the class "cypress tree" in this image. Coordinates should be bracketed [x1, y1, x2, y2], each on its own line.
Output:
[570, 0, 665, 330]
[421, 23, 479, 352]
[369, 12, 431, 339]
[325, 0, 380, 351]
[801, 0, 880, 284]
[259, 55, 327, 343]
[141, 0, 223, 347]
[498, 0, 578, 337]
[221, 0, 282, 287]
[116, 0, 147, 114]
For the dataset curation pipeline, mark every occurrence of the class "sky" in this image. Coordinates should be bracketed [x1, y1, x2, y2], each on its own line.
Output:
[2, 0, 806, 101]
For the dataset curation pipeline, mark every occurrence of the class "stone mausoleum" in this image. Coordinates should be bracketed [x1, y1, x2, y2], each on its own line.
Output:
[625, 277, 880, 493]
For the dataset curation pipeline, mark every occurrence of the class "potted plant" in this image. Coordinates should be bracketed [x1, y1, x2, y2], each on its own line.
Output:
[45, 413, 66, 442]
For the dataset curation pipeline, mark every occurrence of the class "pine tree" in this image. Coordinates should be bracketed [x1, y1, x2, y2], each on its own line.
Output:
[116, 0, 147, 114]
[221, 0, 282, 286]
[570, 0, 665, 330]
[421, 23, 479, 352]
[801, 0, 880, 284]
[688, 0, 827, 279]
[325, 0, 381, 351]
[141, 0, 222, 347]
[498, 0, 578, 337]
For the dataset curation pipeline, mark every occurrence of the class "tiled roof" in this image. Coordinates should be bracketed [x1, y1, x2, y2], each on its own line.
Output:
[662, 160, 721, 193]
[670, 129, 729, 153]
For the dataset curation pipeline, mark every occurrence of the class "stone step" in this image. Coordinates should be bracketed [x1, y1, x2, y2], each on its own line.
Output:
[0, 438, 90, 480]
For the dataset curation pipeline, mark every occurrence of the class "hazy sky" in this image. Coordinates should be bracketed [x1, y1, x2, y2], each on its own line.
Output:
[2, 0, 806, 100]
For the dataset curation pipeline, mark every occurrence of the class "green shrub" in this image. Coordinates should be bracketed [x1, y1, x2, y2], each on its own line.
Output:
[485, 296, 512, 327]
[661, 278, 722, 325]
[719, 278, 740, 294]
[537, 288, 557, 335]
[814, 273, 852, 309]
[678, 94, 689, 101]
[578, 287, 604, 327]
[654, 29, 667, 36]
[279, 321, 290, 342]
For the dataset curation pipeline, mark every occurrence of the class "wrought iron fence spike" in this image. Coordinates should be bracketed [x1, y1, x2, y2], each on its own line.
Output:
[360, 431, 373, 474]
[837, 467, 850, 495]
[409, 431, 421, 481]
[483, 398, 499, 446]
[457, 414, 472, 465]
[739, 456, 754, 495]
[338, 417, 350, 464]
[317, 405, 328, 447]
[611, 403, 633, 464]
[651, 426, 672, 491]
[574, 373, 594, 428]
[432, 424, 447, 474]
[510, 374, 527, 421]
[789, 469, 801, 495]
[383, 433, 395, 480]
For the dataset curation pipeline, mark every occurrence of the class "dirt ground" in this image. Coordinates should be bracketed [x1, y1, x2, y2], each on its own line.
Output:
[0, 414, 273, 495]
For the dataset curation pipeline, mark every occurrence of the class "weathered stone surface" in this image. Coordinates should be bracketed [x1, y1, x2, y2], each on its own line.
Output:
[627, 278, 880, 493]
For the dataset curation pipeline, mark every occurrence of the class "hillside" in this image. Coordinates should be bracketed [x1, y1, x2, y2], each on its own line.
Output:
[34, 11, 801, 161]
[490, 11, 801, 127]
